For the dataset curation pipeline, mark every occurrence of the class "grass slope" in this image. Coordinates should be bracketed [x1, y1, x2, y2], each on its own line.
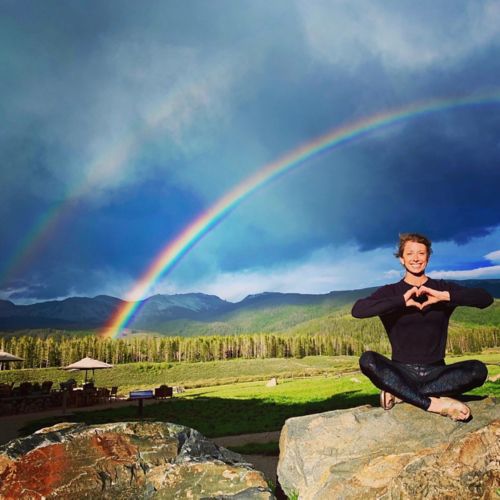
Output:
[0, 356, 361, 392]
[451, 299, 500, 326]
[16, 352, 500, 439]
[1, 299, 498, 338]
[150, 302, 351, 336]
[134, 298, 500, 336]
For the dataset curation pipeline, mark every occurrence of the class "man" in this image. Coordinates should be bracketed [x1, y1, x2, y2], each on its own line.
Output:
[352, 233, 493, 420]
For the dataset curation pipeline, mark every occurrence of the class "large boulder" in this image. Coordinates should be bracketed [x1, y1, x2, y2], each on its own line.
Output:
[278, 398, 499, 499]
[0, 421, 274, 499]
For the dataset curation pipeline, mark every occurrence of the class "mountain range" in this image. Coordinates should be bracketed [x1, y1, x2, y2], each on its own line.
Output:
[0, 279, 499, 335]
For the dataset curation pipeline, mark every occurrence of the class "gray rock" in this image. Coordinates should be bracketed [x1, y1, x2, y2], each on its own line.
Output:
[266, 378, 278, 387]
[0, 421, 275, 499]
[278, 398, 500, 499]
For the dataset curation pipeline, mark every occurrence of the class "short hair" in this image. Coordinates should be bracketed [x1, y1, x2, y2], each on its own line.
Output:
[394, 233, 432, 258]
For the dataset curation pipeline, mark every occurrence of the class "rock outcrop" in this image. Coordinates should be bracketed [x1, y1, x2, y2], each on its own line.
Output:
[0, 421, 274, 499]
[278, 397, 499, 499]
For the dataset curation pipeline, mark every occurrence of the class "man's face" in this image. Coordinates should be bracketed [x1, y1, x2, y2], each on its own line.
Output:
[399, 241, 429, 275]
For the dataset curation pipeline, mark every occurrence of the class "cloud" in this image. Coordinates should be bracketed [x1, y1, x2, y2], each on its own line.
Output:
[3, 222, 500, 304]
[2, 2, 500, 303]
[176, 112, 500, 272]
[151, 228, 500, 302]
[485, 250, 500, 263]
[149, 244, 398, 302]
[1, 267, 134, 305]
[0, 3, 260, 217]
[429, 265, 500, 280]
[1, 46, 243, 204]
[298, 0, 500, 71]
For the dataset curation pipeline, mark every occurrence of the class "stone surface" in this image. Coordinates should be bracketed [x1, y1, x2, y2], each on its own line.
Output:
[0, 421, 274, 499]
[278, 398, 500, 499]
[266, 378, 278, 387]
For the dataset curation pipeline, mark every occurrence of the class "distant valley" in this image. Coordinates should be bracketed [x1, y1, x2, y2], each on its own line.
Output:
[0, 279, 499, 336]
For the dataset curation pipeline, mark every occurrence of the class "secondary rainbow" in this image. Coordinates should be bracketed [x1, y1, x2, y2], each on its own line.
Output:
[0, 81, 206, 286]
[103, 91, 500, 337]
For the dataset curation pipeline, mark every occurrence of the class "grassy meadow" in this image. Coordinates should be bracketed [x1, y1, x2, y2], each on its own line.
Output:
[0, 355, 362, 394]
[15, 351, 500, 439]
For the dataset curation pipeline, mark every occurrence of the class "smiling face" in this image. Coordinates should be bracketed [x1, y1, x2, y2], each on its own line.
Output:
[399, 240, 429, 276]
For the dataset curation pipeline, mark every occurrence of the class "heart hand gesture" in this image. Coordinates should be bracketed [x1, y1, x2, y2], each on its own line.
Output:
[404, 286, 421, 309]
[404, 285, 450, 310]
[416, 285, 450, 308]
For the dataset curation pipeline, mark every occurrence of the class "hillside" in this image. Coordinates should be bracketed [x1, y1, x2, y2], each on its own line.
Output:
[0, 279, 498, 336]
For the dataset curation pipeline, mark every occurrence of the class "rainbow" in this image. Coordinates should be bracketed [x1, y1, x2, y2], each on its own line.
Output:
[103, 90, 500, 338]
[0, 200, 82, 288]
[0, 134, 140, 286]
[0, 80, 213, 286]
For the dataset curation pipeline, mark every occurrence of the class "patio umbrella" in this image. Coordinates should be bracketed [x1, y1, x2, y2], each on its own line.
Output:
[0, 350, 23, 370]
[63, 357, 113, 383]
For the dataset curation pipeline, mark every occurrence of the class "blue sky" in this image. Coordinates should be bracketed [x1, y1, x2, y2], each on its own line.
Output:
[1, 0, 499, 304]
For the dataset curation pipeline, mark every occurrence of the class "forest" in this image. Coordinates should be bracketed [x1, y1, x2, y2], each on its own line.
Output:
[1, 315, 498, 369]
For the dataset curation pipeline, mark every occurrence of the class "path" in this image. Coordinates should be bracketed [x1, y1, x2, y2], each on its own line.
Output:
[214, 431, 281, 484]
[0, 399, 158, 445]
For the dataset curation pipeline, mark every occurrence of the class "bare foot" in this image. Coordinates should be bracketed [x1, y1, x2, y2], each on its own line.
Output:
[427, 397, 471, 421]
[380, 391, 403, 410]
[380, 391, 394, 410]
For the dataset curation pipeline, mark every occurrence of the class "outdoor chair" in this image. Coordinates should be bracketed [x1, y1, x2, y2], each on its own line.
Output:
[97, 387, 110, 403]
[50, 390, 62, 408]
[82, 385, 98, 406]
[0, 383, 12, 398]
[67, 390, 78, 408]
[19, 382, 33, 396]
[41, 381, 53, 394]
[60, 379, 77, 391]
[110, 386, 119, 400]
[154, 385, 173, 399]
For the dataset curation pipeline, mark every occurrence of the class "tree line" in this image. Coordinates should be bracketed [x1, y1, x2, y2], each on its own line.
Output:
[0, 319, 498, 369]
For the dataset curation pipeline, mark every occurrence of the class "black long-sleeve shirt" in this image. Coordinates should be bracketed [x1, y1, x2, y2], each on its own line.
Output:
[351, 278, 493, 363]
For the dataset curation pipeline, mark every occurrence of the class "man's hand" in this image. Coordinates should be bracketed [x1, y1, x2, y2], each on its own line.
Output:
[404, 285, 450, 310]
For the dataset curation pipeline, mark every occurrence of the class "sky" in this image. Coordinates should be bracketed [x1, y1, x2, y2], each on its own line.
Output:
[1, 0, 500, 305]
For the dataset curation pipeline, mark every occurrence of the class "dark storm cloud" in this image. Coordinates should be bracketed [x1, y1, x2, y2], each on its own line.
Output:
[7, 283, 69, 302]
[189, 103, 500, 275]
[1, 1, 500, 301]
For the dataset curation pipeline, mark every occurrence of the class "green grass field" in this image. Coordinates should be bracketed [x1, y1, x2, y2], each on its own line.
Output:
[0, 355, 362, 394]
[18, 352, 500, 439]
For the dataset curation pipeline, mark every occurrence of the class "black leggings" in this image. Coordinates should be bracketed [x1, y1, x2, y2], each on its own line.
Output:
[359, 351, 488, 410]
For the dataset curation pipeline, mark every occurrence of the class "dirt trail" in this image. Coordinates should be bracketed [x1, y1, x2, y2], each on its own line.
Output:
[213, 431, 281, 483]
[0, 399, 157, 445]
[213, 430, 281, 448]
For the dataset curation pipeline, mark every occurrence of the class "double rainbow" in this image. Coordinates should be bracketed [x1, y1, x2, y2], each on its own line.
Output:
[103, 91, 500, 338]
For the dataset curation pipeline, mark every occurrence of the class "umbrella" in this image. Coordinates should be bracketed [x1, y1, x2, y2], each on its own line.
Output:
[0, 350, 23, 370]
[63, 357, 113, 383]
